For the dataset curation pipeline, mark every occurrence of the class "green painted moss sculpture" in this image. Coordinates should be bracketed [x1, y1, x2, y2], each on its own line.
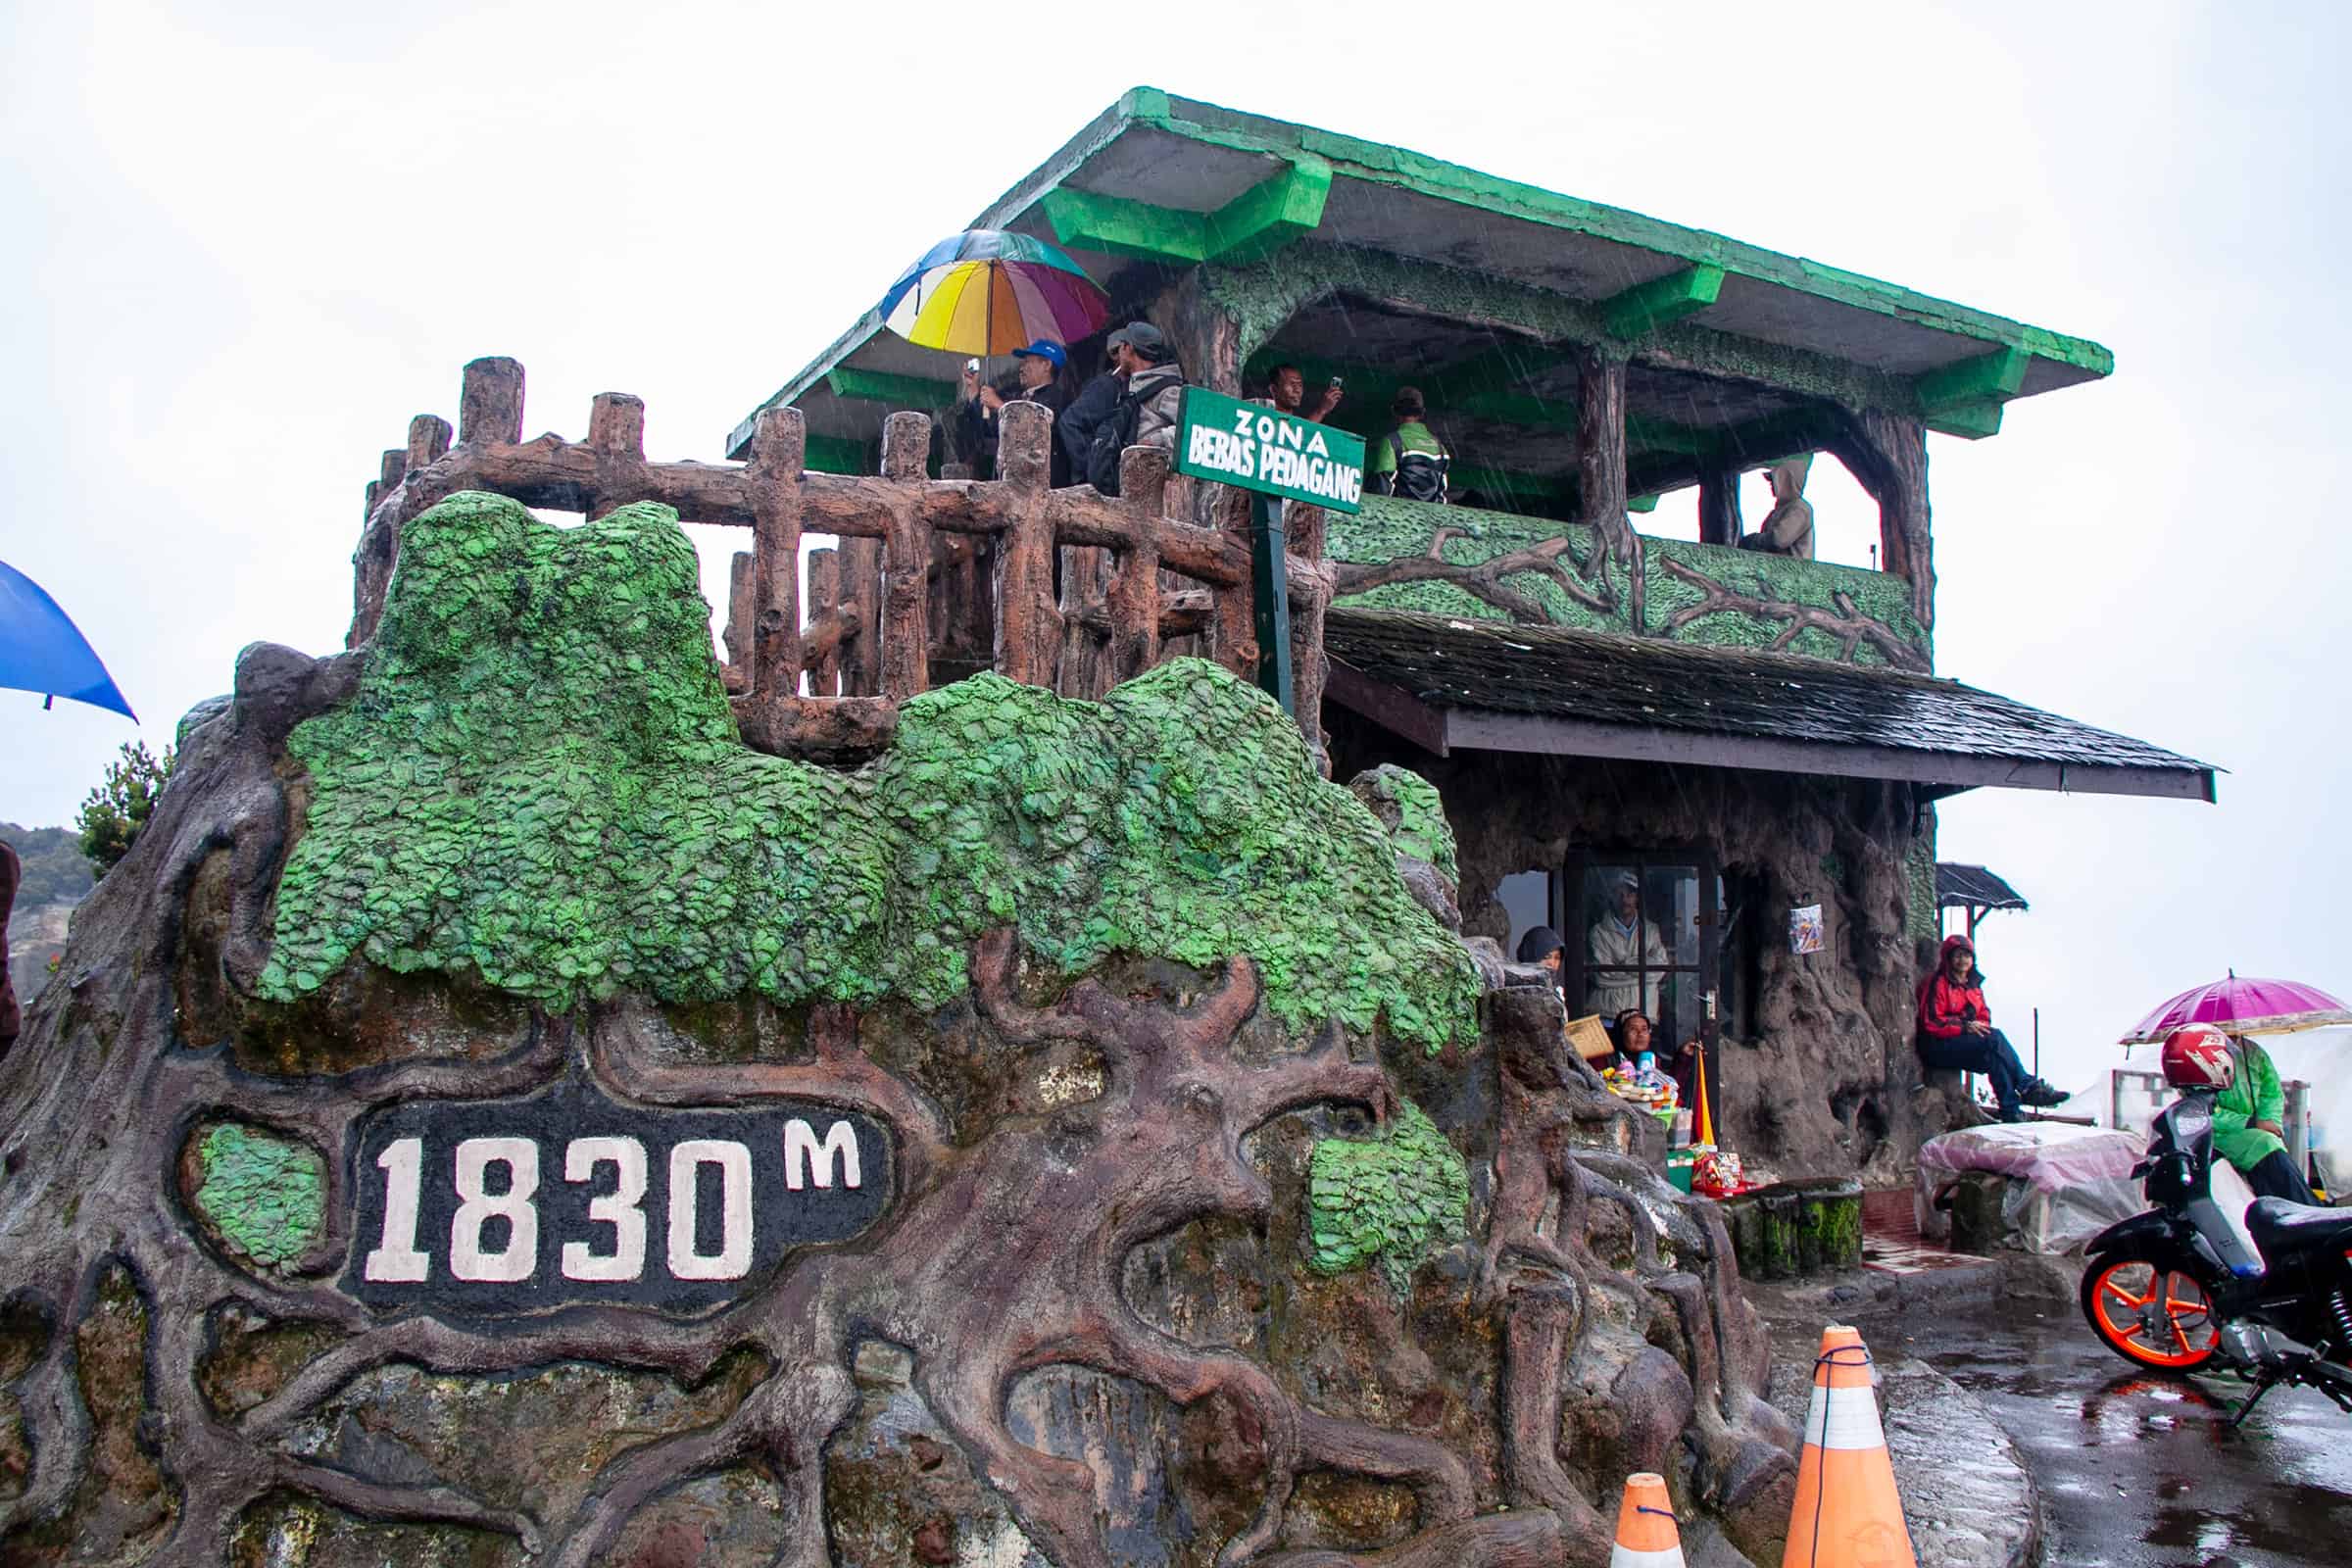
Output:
[263, 492, 1479, 1050]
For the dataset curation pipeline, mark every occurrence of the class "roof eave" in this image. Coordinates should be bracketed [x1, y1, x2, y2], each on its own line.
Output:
[1327, 662, 2216, 804]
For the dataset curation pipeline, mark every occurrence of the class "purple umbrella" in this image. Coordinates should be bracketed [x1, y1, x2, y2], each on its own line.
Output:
[2120, 973, 2352, 1045]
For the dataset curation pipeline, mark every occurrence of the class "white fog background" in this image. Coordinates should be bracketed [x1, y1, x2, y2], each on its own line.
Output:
[4, 2, 2346, 1103]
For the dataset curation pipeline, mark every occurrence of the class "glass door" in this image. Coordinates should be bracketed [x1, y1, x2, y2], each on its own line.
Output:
[1566, 850, 1718, 1056]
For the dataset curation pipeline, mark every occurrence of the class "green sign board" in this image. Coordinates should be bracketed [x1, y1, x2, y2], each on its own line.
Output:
[1172, 387, 1365, 514]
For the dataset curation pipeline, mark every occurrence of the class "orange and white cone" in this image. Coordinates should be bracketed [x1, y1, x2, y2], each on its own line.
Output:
[1782, 1324, 1915, 1568]
[1609, 1471, 1685, 1567]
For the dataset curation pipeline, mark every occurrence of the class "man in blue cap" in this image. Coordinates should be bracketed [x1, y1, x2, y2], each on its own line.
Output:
[956, 339, 1073, 485]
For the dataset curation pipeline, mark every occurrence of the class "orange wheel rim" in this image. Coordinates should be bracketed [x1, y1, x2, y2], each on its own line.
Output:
[2091, 1262, 2218, 1368]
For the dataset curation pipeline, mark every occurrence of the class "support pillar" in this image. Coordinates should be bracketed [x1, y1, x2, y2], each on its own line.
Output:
[1697, 465, 1741, 548]
[1573, 347, 1642, 632]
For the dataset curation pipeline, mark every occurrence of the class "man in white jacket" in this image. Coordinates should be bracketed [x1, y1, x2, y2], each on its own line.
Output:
[1587, 871, 1670, 1016]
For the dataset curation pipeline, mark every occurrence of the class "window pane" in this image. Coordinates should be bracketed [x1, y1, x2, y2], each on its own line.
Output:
[1656, 974, 1705, 1054]
[1645, 865, 1702, 965]
[1494, 869, 1553, 967]
[1581, 864, 1652, 1016]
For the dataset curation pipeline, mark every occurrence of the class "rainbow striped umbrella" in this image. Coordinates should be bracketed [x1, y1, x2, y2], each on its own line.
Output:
[878, 230, 1108, 357]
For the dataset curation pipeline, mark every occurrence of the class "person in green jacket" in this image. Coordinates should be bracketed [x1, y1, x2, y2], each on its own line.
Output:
[1369, 387, 1450, 503]
[2213, 1033, 2321, 1204]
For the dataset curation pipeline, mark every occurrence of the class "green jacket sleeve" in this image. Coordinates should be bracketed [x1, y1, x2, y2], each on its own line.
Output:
[2213, 1042, 2287, 1173]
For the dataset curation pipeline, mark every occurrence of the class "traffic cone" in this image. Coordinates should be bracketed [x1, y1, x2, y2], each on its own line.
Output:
[1691, 1048, 1716, 1148]
[1783, 1325, 1914, 1567]
[1609, 1471, 1685, 1567]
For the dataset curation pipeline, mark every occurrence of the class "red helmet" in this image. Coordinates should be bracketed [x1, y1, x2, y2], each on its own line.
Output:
[2160, 1024, 2235, 1090]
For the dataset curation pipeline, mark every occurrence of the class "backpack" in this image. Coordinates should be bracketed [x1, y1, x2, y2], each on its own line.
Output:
[1382, 428, 1449, 504]
[1086, 385, 1150, 496]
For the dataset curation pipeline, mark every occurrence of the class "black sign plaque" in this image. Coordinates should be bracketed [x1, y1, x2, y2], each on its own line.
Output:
[343, 1079, 892, 1317]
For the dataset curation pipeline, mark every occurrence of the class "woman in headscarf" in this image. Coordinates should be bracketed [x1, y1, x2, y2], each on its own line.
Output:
[1916, 934, 2065, 1122]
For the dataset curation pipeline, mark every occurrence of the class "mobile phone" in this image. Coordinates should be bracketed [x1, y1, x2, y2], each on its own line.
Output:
[965, 358, 981, 374]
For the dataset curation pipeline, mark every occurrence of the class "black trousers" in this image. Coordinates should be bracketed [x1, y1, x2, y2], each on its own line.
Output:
[2242, 1149, 2322, 1207]
[1918, 1027, 2031, 1116]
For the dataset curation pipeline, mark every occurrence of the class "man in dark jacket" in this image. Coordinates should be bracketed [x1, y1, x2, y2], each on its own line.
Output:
[954, 340, 1073, 484]
[1059, 322, 1185, 491]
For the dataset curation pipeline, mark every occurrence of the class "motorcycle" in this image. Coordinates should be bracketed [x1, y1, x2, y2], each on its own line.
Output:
[2080, 1085, 2352, 1421]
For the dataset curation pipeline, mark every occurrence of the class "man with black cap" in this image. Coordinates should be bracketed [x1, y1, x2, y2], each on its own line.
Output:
[956, 339, 1073, 485]
[1059, 321, 1187, 495]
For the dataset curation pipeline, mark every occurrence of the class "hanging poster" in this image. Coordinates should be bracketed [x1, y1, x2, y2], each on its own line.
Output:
[1788, 904, 1825, 956]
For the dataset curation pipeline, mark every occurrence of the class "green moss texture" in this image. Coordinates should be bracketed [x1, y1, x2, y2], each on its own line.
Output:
[1329, 497, 1929, 666]
[1348, 764, 1457, 884]
[1304, 1100, 1470, 1293]
[262, 493, 1478, 1050]
[192, 1124, 324, 1272]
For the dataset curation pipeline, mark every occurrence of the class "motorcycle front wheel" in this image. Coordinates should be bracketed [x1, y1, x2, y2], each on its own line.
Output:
[2081, 1253, 2222, 1370]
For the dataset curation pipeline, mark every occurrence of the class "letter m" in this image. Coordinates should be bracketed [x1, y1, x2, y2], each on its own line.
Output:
[784, 1119, 862, 1190]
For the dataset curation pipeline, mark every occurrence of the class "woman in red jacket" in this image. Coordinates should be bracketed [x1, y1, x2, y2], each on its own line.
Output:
[1916, 934, 2065, 1122]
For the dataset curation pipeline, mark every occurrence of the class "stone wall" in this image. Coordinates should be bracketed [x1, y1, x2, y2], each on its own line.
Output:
[0, 492, 1802, 1567]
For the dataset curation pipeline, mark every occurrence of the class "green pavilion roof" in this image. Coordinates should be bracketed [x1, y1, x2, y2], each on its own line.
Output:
[730, 88, 2113, 475]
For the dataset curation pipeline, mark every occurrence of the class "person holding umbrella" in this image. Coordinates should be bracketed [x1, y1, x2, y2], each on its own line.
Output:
[2123, 973, 2351, 1200]
[2211, 1030, 2321, 1203]
[954, 340, 1073, 485]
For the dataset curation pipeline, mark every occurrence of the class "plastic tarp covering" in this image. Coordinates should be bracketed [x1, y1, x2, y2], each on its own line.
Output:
[1916, 1122, 2146, 1254]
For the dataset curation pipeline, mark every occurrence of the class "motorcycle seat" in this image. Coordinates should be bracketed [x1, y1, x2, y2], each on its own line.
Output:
[2246, 1197, 2352, 1254]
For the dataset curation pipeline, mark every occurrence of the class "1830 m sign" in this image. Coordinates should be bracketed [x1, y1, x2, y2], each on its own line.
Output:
[344, 1082, 891, 1316]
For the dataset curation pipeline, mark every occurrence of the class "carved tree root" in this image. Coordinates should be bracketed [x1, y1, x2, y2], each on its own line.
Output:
[1, 641, 1789, 1566]
[1332, 530, 1616, 623]
[1659, 556, 1930, 671]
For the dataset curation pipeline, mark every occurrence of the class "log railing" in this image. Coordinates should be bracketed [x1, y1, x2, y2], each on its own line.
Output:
[351, 357, 1334, 764]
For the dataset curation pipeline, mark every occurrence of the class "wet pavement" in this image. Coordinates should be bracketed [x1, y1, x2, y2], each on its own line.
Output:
[1776, 1298, 2352, 1568]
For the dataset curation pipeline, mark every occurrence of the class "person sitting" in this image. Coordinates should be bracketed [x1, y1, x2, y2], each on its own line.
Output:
[1368, 388, 1450, 503]
[1736, 454, 1814, 559]
[1915, 934, 2065, 1122]
[1604, 1007, 1661, 1076]
[1266, 364, 1343, 424]
[2214, 1031, 2322, 1204]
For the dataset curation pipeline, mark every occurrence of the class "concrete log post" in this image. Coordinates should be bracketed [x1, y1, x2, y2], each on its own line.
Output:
[992, 400, 1060, 688]
[1208, 484, 1258, 679]
[585, 392, 649, 521]
[807, 549, 843, 697]
[1107, 449, 1169, 682]
[458, 356, 524, 448]
[408, 414, 453, 473]
[878, 412, 932, 702]
[746, 407, 808, 707]
[721, 551, 755, 694]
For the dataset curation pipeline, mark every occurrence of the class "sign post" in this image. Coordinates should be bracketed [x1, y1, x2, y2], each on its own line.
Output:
[1171, 387, 1364, 718]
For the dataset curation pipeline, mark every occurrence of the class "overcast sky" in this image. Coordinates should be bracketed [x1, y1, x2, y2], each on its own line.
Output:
[4, 3, 2346, 1093]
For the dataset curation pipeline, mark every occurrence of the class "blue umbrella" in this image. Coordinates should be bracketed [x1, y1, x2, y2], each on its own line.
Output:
[0, 559, 135, 719]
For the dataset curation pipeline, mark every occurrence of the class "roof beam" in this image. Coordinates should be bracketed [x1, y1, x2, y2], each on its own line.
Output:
[825, 368, 958, 410]
[803, 434, 874, 475]
[1915, 346, 2030, 412]
[1042, 155, 1331, 267]
[1914, 347, 2026, 440]
[1924, 399, 2004, 440]
[1600, 264, 1726, 339]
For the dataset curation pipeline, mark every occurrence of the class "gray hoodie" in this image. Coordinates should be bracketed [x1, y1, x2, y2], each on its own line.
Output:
[1127, 361, 1187, 450]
